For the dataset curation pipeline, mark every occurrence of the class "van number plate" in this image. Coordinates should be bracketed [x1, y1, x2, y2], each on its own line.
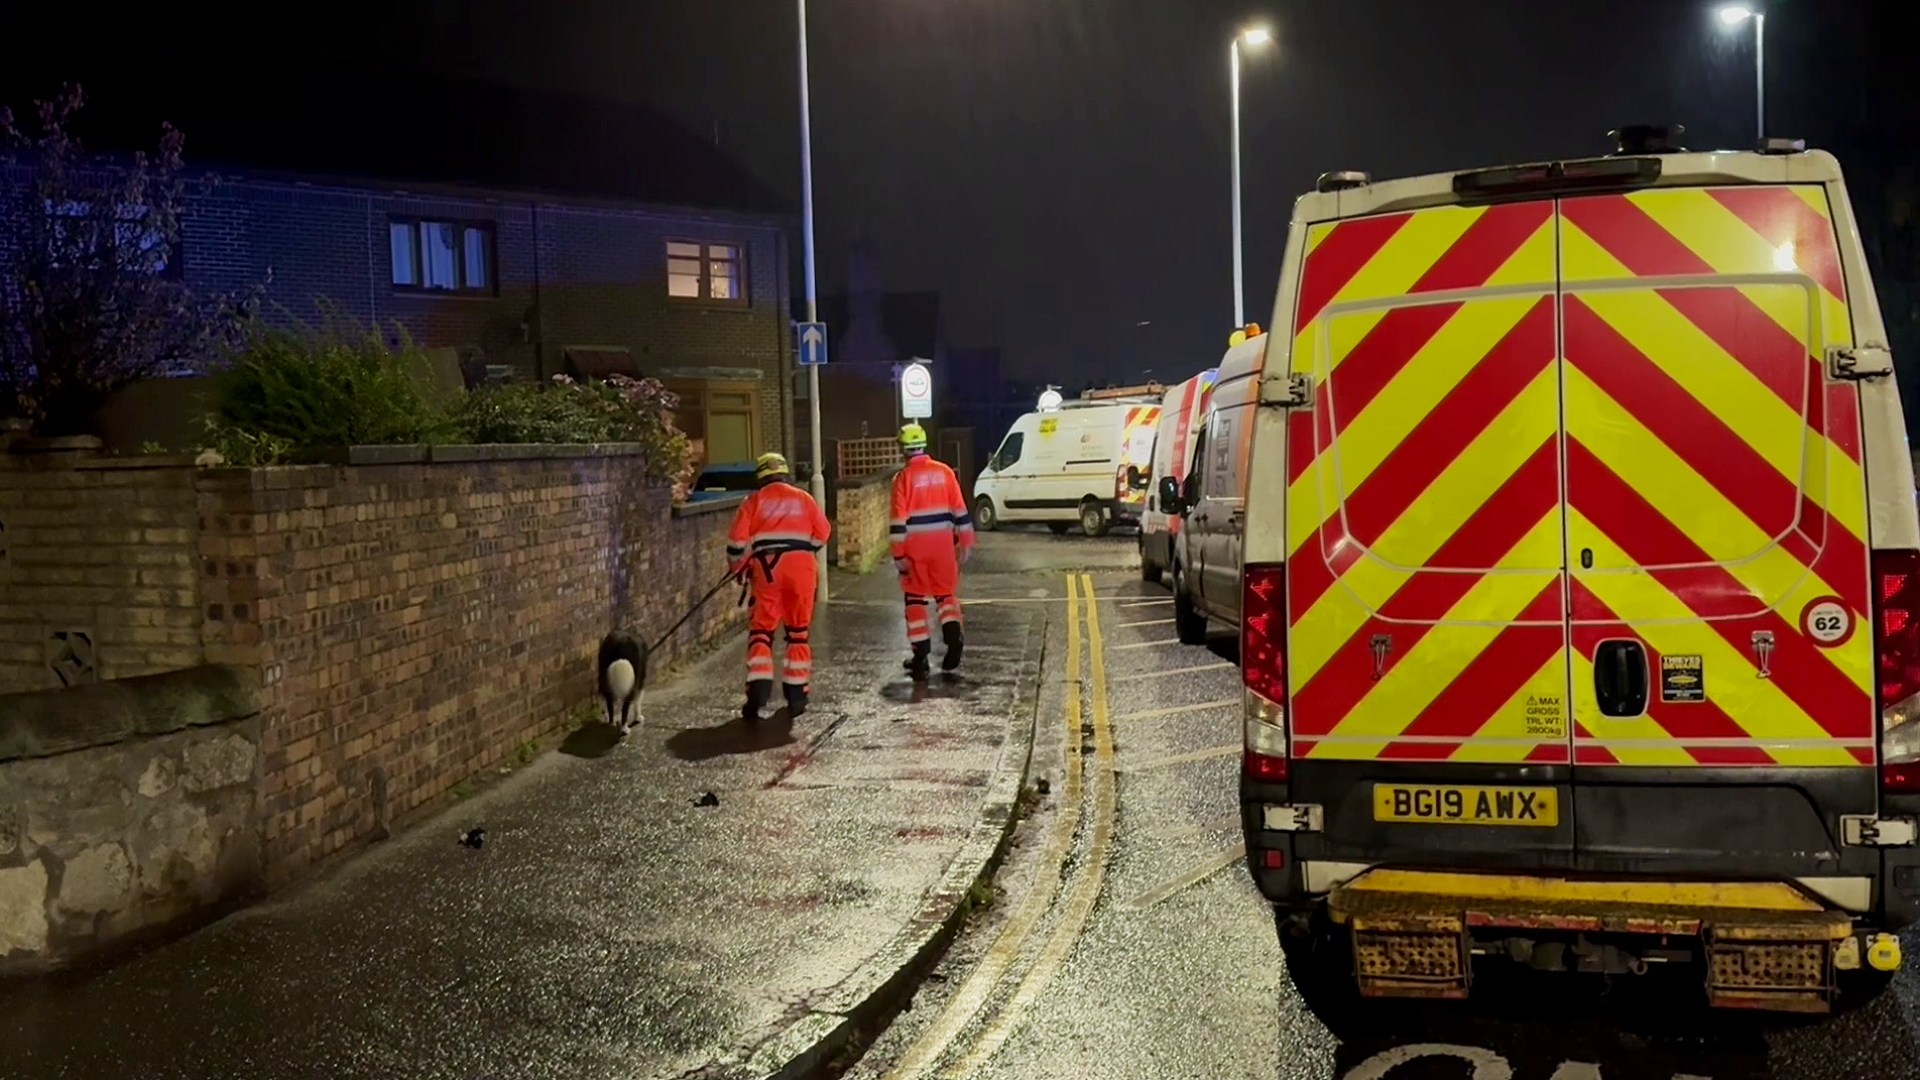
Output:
[1372, 784, 1558, 827]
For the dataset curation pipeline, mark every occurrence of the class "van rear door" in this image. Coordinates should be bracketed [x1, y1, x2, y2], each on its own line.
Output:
[1558, 186, 1878, 877]
[1284, 200, 1577, 868]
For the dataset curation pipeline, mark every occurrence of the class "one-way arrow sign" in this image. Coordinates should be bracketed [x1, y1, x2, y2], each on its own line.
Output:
[796, 322, 829, 367]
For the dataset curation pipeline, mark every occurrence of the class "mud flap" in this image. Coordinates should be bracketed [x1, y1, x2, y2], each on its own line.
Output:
[1706, 920, 1850, 1013]
[1348, 912, 1471, 1001]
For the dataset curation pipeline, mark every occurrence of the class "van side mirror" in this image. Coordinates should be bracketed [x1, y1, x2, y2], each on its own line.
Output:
[1126, 465, 1147, 490]
[1157, 475, 1184, 516]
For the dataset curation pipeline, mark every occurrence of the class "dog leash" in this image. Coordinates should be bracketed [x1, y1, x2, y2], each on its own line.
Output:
[648, 569, 746, 656]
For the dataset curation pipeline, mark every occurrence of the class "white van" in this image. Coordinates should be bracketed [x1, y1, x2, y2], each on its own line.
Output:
[1172, 131, 1920, 1012]
[973, 396, 1161, 537]
[1139, 367, 1219, 584]
[1159, 338, 1264, 639]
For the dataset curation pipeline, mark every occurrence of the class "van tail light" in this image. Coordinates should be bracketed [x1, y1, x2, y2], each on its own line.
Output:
[1872, 550, 1920, 793]
[1242, 563, 1289, 782]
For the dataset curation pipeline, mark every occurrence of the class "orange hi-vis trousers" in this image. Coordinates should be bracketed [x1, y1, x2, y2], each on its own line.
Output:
[890, 453, 976, 645]
[746, 550, 817, 688]
[728, 480, 832, 691]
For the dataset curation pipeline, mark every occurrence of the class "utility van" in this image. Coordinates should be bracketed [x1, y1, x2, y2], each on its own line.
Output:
[1140, 367, 1219, 584]
[1160, 334, 1266, 643]
[1181, 128, 1920, 1011]
[974, 394, 1160, 537]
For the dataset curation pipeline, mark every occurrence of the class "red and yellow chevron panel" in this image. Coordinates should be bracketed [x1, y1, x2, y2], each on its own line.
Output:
[1283, 185, 1872, 769]
[1561, 186, 1870, 768]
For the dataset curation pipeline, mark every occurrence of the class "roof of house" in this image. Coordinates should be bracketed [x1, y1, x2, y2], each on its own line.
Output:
[4, 67, 789, 218]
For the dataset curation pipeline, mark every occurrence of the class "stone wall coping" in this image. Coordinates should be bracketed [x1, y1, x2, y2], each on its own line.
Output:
[672, 493, 748, 518]
[71, 455, 204, 471]
[0, 665, 260, 765]
[425, 442, 650, 464]
[6, 442, 677, 472]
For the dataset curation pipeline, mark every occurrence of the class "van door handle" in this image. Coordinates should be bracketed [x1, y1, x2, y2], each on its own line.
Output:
[1592, 640, 1649, 717]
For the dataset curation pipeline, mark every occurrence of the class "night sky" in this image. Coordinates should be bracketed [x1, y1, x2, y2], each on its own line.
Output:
[9, 0, 1916, 386]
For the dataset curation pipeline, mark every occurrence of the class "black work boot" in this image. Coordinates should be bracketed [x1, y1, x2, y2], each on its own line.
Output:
[904, 642, 932, 682]
[941, 622, 965, 672]
[743, 680, 772, 723]
[783, 683, 809, 718]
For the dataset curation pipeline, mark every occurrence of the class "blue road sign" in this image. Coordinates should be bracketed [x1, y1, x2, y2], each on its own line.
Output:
[796, 322, 829, 367]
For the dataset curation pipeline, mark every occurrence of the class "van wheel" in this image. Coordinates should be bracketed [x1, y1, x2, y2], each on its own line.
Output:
[1079, 499, 1110, 538]
[1173, 565, 1207, 644]
[974, 496, 999, 532]
[1278, 906, 1364, 1015]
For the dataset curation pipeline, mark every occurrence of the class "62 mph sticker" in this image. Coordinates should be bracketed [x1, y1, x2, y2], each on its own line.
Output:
[1799, 596, 1854, 648]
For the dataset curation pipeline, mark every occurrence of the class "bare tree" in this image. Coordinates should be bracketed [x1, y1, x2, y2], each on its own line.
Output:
[0, 84, 260, 436]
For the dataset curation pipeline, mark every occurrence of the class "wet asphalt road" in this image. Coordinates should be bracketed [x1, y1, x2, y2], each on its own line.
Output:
[848, 528, 1920, 1080]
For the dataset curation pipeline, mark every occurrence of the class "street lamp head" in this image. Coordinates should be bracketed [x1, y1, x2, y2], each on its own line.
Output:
[1241, 26, 1272, 47]
[1717, 4, 1755, 25]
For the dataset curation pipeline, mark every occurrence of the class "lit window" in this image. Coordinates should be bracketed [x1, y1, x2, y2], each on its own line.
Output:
[708, 245, 741, 300]
[390, 222, 418, 286]
[463, 227, 491, 290]
[667, 241, 704, 298]
[391, 219, 495, 294]
[665, 239, 747, 303]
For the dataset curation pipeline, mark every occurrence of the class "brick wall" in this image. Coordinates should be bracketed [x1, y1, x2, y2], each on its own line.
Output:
[834, 470, 897, 573]
[0, 446, 746, 884]
[180, 175, 794, 458]
[0, 454, 204, 690]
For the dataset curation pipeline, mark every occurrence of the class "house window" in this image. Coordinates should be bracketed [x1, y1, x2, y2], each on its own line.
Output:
[391, 219, 495, 294]
[46, 199, 180, 278]
[665, 240, 746, 304]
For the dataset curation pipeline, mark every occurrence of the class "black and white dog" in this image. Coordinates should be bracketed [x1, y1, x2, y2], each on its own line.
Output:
[597, 631, 648, 736]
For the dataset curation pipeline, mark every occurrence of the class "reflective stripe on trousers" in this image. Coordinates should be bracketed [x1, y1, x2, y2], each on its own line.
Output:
[904, 593, 962, 644]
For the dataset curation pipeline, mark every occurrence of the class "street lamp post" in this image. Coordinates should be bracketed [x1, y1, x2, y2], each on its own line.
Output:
[1229, 26, 1271, 330]
[797, 0, 828, 603]
[1717, 4, 1766, 144]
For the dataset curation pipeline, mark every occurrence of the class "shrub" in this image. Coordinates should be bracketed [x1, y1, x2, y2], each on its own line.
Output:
[452, 374, 694, 484]
[450, 379, 606, 445]
[201, 318, 454, 465]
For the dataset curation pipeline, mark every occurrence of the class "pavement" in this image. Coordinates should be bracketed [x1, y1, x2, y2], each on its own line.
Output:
[0, 556, 1047, 1080]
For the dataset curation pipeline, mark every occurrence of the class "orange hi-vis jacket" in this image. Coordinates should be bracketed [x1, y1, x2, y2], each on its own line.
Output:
[727, 481, 831, 686]
[727, 480, 832, 576]
[889, 453, 975, 599]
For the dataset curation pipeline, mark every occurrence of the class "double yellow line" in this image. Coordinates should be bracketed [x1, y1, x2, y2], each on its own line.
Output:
[886, 573, 1117, 1078]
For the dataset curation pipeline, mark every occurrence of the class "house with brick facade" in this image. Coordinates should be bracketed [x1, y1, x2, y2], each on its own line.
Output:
[172, 170, 795, 468]
[2, 72, 798, 468]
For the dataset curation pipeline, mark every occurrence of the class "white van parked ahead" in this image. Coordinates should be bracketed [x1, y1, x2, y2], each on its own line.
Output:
[973, 394, 1161, 537]
[1139, 367, 1219, 584]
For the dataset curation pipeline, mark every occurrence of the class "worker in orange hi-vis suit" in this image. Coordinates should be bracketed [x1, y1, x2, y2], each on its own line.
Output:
[889, 423, 976, 682]
[727, 452, 832, 721]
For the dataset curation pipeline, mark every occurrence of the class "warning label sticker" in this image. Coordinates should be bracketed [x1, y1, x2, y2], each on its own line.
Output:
[1661, 654, 1705, 703]
[1523, 693, 1566, 738]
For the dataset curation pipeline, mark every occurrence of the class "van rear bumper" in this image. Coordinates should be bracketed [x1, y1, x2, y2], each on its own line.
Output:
[1241, 762, 1920, 930]
[1320, 867, 1870, 1011]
